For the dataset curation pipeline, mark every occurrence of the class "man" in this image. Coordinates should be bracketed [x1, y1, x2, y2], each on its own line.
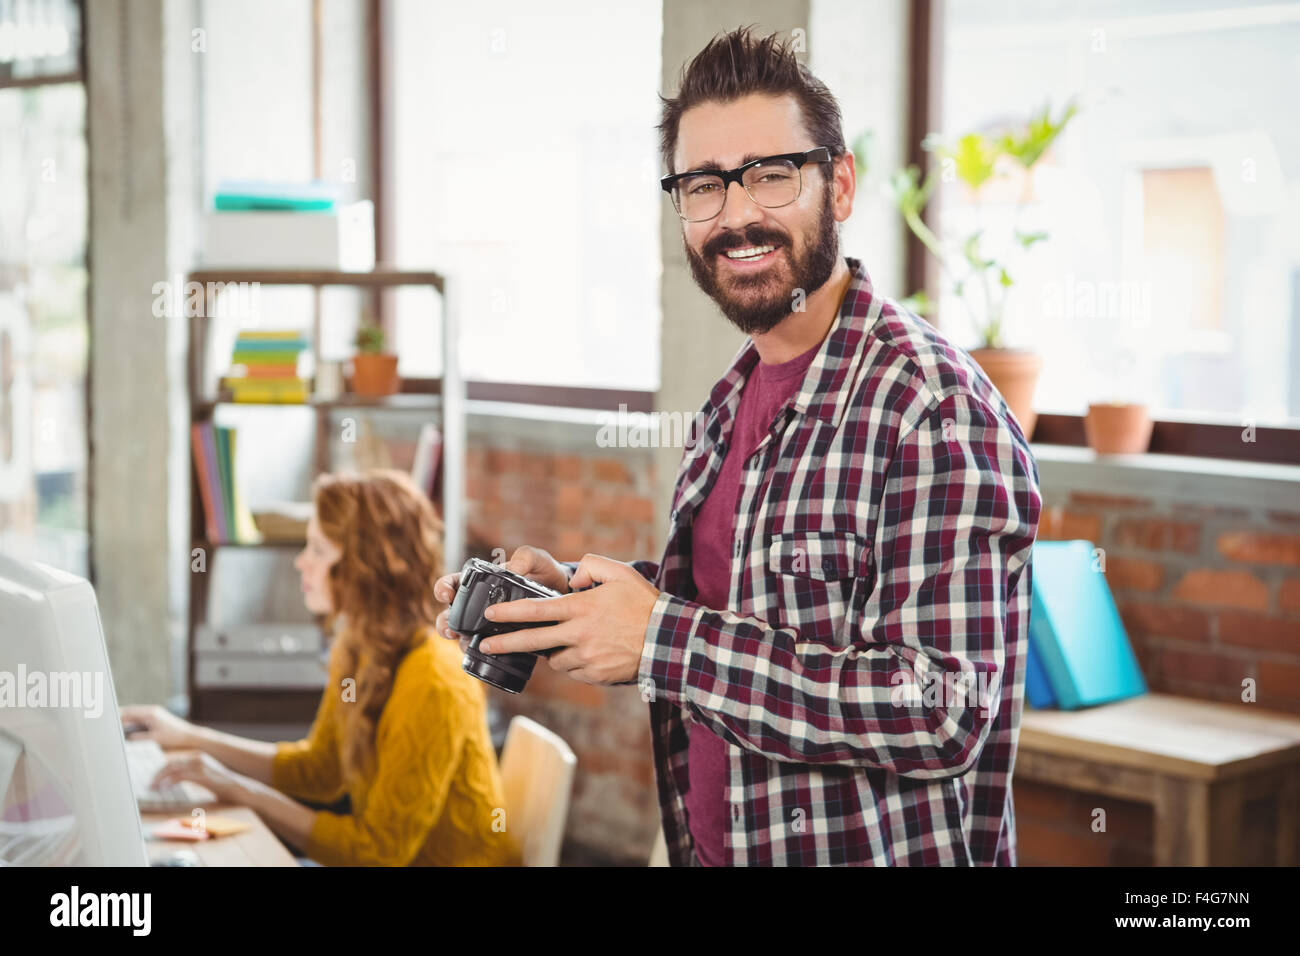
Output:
[435, 27, 1041, 866]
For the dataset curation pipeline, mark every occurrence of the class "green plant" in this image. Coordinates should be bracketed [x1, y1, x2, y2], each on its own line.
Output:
[883, 100, 1078, 349]
[354, 318, 387, 355]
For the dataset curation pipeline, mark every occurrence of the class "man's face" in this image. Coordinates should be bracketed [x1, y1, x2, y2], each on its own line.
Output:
[674, 94, 842, 336]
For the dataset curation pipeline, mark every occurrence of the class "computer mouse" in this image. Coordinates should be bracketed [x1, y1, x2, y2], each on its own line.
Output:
[151, 849, 202, 867]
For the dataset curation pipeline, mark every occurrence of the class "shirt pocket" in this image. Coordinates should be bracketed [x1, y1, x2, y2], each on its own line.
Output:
[766, 531, 874, 646]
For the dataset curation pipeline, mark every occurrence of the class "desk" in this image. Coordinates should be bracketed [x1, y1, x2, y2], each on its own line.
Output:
[141, 804, 300, 866]
[1015, 693, 1300, 865]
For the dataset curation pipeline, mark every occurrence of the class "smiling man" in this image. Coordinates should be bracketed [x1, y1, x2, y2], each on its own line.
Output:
[435, 26, 1041, 866]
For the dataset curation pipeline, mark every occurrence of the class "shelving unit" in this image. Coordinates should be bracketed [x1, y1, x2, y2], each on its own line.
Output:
[185, 268, 464, 723]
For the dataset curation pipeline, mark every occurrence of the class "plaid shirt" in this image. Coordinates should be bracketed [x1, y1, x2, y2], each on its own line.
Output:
[620, 257, 1041, 866]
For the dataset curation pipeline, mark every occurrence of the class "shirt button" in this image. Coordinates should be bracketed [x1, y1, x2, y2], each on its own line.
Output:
[822, 557, 835, 571]
[731, 804, 740, 821]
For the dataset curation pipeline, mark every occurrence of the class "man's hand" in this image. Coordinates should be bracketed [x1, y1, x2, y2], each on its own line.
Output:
[433, 545, 573, 655]
[478, 553, 659, 685]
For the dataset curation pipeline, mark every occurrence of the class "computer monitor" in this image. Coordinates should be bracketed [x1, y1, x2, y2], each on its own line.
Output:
[0, 552, 147, 865]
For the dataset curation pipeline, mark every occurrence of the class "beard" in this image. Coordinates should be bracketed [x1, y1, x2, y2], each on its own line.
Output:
[684, 185, 839, 336]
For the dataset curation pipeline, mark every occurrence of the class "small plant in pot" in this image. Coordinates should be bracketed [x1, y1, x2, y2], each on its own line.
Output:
[880, 101, 1079, 440]
[351, 315, 400, 397]
[1084, 350, 1153, 455]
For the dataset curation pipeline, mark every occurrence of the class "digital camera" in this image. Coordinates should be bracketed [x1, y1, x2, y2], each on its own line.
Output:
[446, 557, 562, 694]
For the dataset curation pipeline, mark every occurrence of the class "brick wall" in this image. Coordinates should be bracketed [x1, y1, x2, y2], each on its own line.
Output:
[456, 425, 1300, 866]
[462, 414, 663, 865]
[1014, 449, 1300, 866]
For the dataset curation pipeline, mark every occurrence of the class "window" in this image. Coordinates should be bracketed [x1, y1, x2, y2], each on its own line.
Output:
[939, 0, 1300, 428]
[386, 0, 663, 390]
[0, 0, 87, 575]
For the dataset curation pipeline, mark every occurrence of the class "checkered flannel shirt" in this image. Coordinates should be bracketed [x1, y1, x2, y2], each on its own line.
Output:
[574, 257, 1041, 865]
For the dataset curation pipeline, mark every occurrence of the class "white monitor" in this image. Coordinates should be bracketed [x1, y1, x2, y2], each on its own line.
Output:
[0, 552, 147, 865]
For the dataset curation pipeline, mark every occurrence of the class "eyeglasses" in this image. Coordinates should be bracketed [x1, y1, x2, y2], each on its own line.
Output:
[661, 146, 834, 222]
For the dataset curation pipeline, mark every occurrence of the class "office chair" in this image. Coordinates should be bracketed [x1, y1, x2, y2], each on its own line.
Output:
[498, 715, 576, 866]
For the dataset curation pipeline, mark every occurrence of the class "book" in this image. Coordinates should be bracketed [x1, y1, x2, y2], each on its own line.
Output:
[200, 424, 228, 543]
[225, 429, 262, 545]
[230, 349, 303, 367]
[212, 179, 340, 213]
[214, 426, 235, 541]
[1027, 539, 1147, 710]
[229, 337, 309, 352]
[410, 423, 443, 503]
[190, 424, 220, 544]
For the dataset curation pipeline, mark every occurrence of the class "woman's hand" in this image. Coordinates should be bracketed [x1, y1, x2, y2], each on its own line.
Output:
[433, 545, 573, 653]
[150, 752, 249, 804]
[120, 704, 197, 750]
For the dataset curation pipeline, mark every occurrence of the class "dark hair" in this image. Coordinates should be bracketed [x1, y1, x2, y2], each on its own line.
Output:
[657, 25, 846, 176]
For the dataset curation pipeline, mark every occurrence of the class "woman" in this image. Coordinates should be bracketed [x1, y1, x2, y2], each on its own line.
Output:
[122, 469, 519, 866]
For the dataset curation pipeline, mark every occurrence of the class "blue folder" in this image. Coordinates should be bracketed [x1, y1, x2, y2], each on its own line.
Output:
[1026, 539, 1147, 710]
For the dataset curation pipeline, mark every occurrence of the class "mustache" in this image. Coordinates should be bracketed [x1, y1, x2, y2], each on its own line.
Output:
[702, 227, 789, 259]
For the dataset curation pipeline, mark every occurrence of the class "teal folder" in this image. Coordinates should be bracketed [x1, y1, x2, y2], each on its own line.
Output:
[1027, 540, 1147, 710]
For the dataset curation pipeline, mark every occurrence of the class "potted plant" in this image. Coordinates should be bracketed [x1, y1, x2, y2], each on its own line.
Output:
[880, 101, 1079, 439]
[350, 314, 400, 397]
[1083, 349, 1153, 455]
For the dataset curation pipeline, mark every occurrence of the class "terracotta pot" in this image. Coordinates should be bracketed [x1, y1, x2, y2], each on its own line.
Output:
[1084, 402, 1152, 455]
[969, 348, 1043, 440]
[350, 353, 400, 397]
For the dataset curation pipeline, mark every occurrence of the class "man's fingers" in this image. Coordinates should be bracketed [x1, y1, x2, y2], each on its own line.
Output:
[485, 592, 581, 625]
[433, 573, 461, 604]
[479, 620, 578, 656]
[568, 553, 630, 590]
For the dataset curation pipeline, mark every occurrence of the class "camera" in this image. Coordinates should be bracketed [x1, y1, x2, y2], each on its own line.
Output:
[446, 557, 563, 694]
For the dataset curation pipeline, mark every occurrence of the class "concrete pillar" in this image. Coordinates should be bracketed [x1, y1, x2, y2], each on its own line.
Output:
[87, 0, 196, 704]
[653, 0, 809, 539]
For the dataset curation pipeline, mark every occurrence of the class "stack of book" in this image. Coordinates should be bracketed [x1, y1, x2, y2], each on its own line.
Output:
[190, 421, 262, 545]
[223, 330, 309, 403]
[1025, 539, 1147, 710]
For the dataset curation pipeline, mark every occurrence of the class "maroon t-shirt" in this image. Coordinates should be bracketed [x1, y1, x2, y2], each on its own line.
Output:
[685, 339, 821, 865]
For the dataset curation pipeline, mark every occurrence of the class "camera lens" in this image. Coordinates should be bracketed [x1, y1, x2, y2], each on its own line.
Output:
[461, 634, 538, 694]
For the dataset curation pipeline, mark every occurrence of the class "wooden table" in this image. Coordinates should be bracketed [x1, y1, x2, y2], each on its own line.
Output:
[1015, 693, 1300, 866]
[141, 804, 299, 867]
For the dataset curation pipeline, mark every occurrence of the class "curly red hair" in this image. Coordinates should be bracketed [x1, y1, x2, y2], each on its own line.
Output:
[312, 469, 446, 784]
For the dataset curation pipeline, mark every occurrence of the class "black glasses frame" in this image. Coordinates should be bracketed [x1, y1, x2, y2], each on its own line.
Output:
[660, 146, 835, 221]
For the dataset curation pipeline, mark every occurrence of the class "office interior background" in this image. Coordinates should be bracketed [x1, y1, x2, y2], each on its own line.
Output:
[1, 0, 1299, 866]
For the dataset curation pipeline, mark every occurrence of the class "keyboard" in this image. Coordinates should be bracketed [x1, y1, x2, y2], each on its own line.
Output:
[124, 739, 218, 812]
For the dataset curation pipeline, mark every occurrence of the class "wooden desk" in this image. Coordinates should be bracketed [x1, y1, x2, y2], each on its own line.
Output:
[1015, 693, 1300, 866]
[141, 804, 300, 867]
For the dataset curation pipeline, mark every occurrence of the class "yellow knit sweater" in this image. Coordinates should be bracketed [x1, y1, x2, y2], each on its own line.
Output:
[271, 628, 521, 866]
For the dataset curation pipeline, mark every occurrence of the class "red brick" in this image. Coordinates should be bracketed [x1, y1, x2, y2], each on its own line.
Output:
[1171, 568, 1270, 610]
[556, 528, 588, 557]
[568, 746, 656, 787]
[1067, 492, 1152, 509]
[555, 484, 586, 518]
[1217, 611, 1298, 654]
[553, 455, 582, 480]
[1115, 601, 1212, 642]
[1155, 647, 1250, 688]
[1113, 518, 1201, 553]
[528, 663, 607, 708]
[1104, 556, 1164, 592]
[591, 458, 632, 484]
[617, 493, 656, 525]
[1217, 531, 1300, 568]
[1038, 508, 1101, 543]
[1280, 578, 1300, 614]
